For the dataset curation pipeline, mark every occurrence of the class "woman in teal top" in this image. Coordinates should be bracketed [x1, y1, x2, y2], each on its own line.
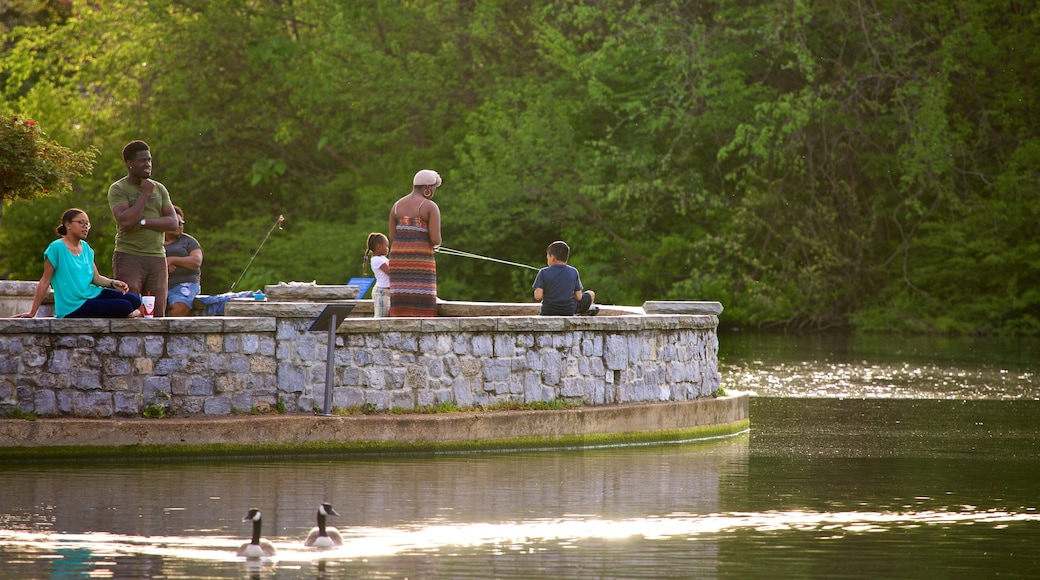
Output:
[13, 208, 142, 318]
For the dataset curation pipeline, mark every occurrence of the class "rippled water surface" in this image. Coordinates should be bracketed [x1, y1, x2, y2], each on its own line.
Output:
[1, 333, 1038, 578]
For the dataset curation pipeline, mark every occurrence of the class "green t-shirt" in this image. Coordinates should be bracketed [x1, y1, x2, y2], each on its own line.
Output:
[107, 176, 173, 257]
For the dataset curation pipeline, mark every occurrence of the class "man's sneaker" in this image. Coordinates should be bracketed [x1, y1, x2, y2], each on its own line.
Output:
[587, 307, 600, 316]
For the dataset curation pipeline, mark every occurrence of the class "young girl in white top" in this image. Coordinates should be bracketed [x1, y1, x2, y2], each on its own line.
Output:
[364, 232, 391, 317]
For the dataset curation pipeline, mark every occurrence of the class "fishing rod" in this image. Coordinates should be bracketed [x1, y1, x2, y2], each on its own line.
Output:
[437, 246, 540, 272]
[229, 215, 285, 292]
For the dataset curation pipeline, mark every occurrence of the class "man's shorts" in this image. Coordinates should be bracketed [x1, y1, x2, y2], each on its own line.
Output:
[167, 282, 201, 308]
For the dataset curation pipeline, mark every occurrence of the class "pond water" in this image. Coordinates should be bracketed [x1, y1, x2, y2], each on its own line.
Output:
[1, 333, 1038, 578]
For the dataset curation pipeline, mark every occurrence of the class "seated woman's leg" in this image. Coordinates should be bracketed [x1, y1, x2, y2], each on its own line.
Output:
[67, 290, 142, 318]
[166, 282, 199, 317]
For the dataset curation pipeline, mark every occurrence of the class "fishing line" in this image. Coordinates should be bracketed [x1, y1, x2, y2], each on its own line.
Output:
[437, 246, 540, 271]
[229, 215, 285, 292]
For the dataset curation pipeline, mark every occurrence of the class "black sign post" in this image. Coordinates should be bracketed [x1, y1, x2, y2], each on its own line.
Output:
[308, 303, 356, 416]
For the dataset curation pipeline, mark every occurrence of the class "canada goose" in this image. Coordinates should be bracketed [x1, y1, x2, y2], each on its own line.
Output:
[237, 508, 277, 558]
[303, 502, 344, 548]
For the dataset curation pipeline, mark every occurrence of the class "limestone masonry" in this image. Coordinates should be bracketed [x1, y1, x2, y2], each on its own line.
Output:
[0, 301, 722, 418]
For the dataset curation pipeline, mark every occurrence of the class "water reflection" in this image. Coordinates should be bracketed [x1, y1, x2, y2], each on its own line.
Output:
[720, 332, 1040, 399]
[0, 439, 745, 578]
[2, 334, 1040, 578]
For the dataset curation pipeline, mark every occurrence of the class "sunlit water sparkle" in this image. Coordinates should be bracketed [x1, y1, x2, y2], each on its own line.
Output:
[2, 507, 1037, 565]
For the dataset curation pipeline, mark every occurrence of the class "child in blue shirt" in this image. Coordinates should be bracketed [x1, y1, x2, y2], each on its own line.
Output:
[532, 240, 598, 316]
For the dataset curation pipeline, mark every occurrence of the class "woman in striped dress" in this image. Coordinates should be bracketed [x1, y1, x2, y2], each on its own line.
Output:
[388, 169, 442, 317]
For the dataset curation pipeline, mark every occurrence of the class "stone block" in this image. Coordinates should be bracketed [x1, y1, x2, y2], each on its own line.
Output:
[142, 336, 164, 357]
[0, 382, 14, 406]
[398, 334, 418, 352]
[452, 377, 476, 406]
[174, 397, 204, 415]
[114, 392, 141, 416]
[508, 375, 524, 395]
[73, 391, 113, 417]
[453, 334, 469, 354]
[551, 333, 574, 349]
[525, 350, 542, 371]
[443, 357, 459, 380]
[471, 335, 493, 356]
[404, 365, 429, 391]
[47, 349, 70, 373]
[230, 355, 251, 373]
[460, 358, 482, 377]
[110, 318, 161, 333]
[208, 357, 230, 374]
[642, 300, 723, 315]
[428, 358, 444, 378]
[103, 357, 132, 376]
[188, 375, 215, 396]
[166, 336, 194, 357]
[483, 359, 511, 382]
[418, 333, 439, 354]
[373, 348, 392, 365]
[340, 367, 361, 386]
[72, 348, 101, 369]
[70, 369, 102, 390]
[96, 336, 118, 355]
[455, 318, 498, 332]
[354, 349, 374, 366]
[56, 390, 72, 413]
[421, 318, 459, 333]
[540, 350, 562, 386]
[387, 391, 413, 409]
[604, 335, 628, 371]
[259, 336, 276, 356]
[231, 392, 253, 413]
[239, 334, 260, 354]
[34, 390, 57, 415]
[223, 334, 241, 354]
[493, 334, 514, 357]
[0, 318, 51, 333]
[167, 317, 222, 333]
[23, 345, 47, 367]
[204, 396, 231, 415]
[297, 334, 322, 361]
[365, 390, 390, 410]
[55, 318, 109, 334]
[154, 358, 184, 375]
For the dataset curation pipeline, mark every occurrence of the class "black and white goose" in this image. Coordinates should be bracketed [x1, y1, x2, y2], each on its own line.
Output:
[303, 502, 344, 548]
[237, 508, 277, 559]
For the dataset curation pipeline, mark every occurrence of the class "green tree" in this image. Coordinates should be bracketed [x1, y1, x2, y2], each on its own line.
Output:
[0, 113, 95, 225]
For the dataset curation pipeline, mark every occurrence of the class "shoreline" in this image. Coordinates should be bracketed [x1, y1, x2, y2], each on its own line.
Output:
[0, 396, 748, 462]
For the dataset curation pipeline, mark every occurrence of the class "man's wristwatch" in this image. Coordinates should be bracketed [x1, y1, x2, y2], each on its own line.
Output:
[140, 218, 147, 227]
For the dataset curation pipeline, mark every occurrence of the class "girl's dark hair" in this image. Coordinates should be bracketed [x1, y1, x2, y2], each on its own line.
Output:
[57, 208, 85, 237]
[363, 232, 389, 275]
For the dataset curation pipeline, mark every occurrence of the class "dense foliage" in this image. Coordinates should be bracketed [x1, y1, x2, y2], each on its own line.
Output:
[0, 113, 95, 215]
[1, 0, 1037, 334]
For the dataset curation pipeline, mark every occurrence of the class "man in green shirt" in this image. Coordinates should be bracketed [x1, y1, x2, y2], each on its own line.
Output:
[108, 140, 180, 317]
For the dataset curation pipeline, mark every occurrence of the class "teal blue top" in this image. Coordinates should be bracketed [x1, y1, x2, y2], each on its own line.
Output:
[44, 239, 103, 318]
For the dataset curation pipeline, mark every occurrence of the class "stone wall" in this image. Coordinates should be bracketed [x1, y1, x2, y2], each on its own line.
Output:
[0, 303, 721, 418]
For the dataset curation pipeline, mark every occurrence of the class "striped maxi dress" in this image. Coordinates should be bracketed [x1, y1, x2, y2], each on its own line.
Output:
[388, 203, 437, 317]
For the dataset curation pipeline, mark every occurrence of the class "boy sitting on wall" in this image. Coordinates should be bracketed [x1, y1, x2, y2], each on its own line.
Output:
[532, 240, 599, 316]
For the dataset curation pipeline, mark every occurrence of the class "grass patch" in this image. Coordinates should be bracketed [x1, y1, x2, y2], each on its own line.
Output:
[5, 408, 39, 421]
